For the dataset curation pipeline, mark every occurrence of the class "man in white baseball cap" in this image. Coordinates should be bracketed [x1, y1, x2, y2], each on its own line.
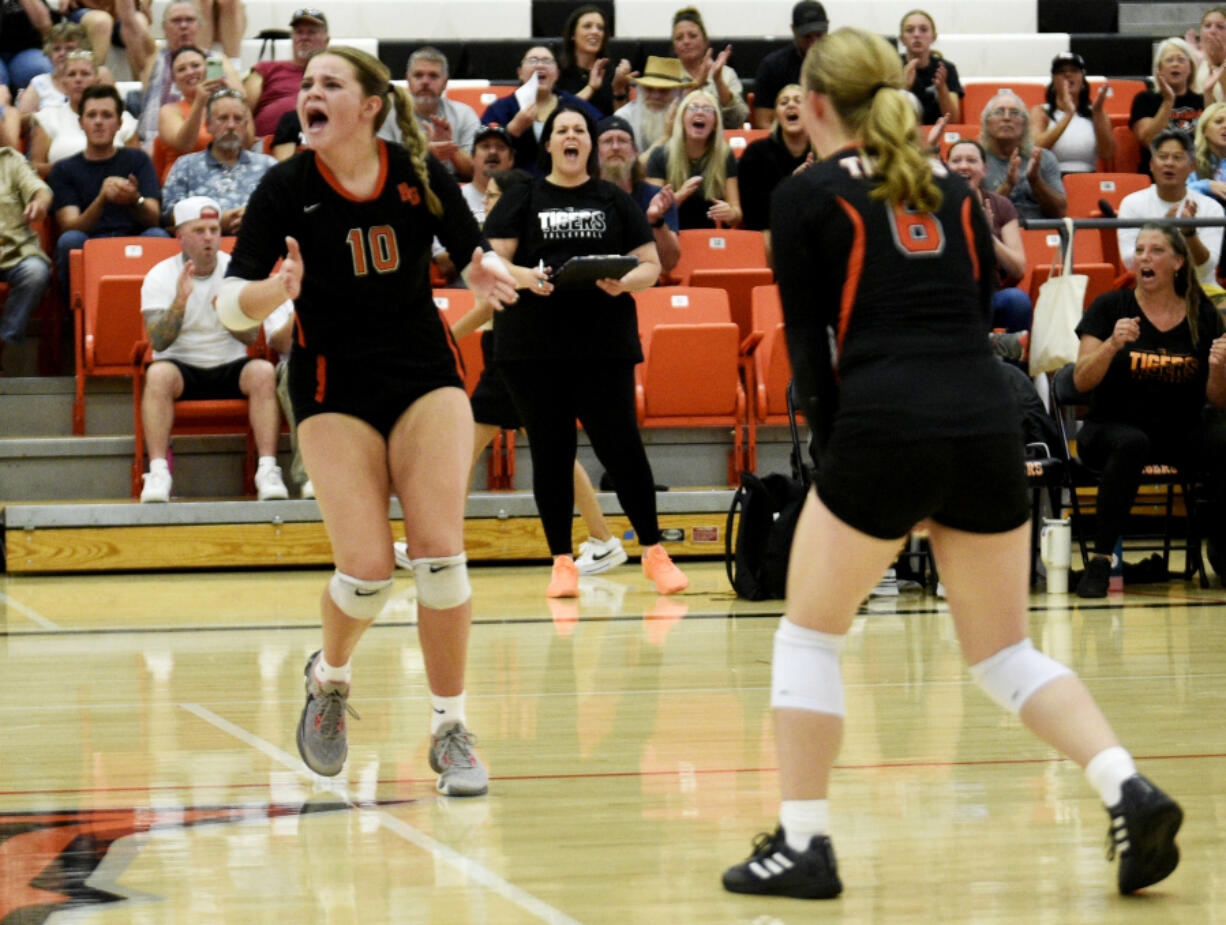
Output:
[137, 195, 292, 502]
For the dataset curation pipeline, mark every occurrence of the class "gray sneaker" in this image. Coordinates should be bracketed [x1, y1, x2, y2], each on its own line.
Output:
[296, 650, 359, 777]
[429, 721, 489, 796]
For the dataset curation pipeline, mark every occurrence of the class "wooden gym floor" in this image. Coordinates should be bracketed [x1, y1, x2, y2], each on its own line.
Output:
[1, 560, 1224, 923]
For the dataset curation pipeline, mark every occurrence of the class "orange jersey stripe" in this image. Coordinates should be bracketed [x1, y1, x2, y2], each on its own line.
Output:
[834, 196, 867, 364]
[314, 355, 326, 403]
[315, 139, 390, 203]
[961, 196, 980, 282]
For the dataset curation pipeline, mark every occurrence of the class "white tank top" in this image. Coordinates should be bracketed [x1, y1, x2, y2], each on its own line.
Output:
[1047, 110, 1099, 174]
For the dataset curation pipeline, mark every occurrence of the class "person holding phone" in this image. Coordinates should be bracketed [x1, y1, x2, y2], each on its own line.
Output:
[153, 45, 224, 181]
[483, 102, 689, 599]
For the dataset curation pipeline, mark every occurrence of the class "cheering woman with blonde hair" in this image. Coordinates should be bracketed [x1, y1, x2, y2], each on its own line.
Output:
[216, 46, 517, 796]
[722, 27, 1182, 900]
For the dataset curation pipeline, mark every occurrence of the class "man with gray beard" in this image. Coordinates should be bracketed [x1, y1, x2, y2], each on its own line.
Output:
[597, 115, 680, 273]
[612, 56, 694, 160]
[160, 88, 276, 233]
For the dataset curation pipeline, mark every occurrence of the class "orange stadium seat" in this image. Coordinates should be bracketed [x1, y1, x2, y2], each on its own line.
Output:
[444, 85, 514, 118]
[1018, 228, 1113, 305]
[634, 286, 747, 482]
[1109, 124, 1142, 174]
[1088, 78, 1147, 128]
[667, 228, 768, 286]
[744, 284, 801, 471]
[934, 123, 981, 158]
[725, 128, 769, 157]
[1063, 172, 1150, 219]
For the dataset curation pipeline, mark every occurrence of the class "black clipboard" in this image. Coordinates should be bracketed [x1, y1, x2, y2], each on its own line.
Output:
[549, 254, 638, 289]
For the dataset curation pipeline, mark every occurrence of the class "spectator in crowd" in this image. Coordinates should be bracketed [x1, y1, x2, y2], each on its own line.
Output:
[596, 115, 680, 273]
[556, 3, 633, 118]
[0, 0, 53, 94]
[245, 7, 328, 138]
[752, 1, 827, 129]
[947, 138, 1030, 334]
[738, 84, 813, 257]
[899, 9, 962, 125]
[389, 46, 480, 179]
[153, 45, 224, 181]
[645, 87, 741, 229]
[29, 53, 137, 179]
[1132, 37, 1204, 175]
[0, 91, 19, 148]
[462, 124, 515, 222]
[613, 55, 692, 158]
[1194, 6, 1226, 104]
[55, 1, 114, 70]
[481, 45, 601, 175]
[1118, 128, 1224, 289]
[137, 195, 287, 502]
[161, 88, 276, 233]
[1192, 100, 1226, 198]
[0, 146, 52, 374]
[670, 6, 748, 129]
[17, 22, 113, 121]
[63, 0, 156, 82]
[49, 84, 166, 294]
[196, 0, 245, 62]
[1031, 52, 1115, 175]
[981, 90, 1067, 219]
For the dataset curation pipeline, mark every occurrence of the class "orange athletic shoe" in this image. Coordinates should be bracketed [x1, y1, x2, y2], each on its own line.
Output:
[642, 545, 689, 594]
[546, 554, 580, 598]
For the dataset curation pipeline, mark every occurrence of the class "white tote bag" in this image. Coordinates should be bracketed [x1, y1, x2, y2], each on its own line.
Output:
[1028, 217, 1086, 377]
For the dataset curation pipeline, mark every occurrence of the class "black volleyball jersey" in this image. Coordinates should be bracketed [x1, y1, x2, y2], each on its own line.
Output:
[227, 141, 485, 376]
[771, 145, 1018, 449]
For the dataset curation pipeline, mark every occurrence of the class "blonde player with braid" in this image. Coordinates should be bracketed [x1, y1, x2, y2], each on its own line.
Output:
[722, 27, 1183, 899]
[216, 46, 517, 794]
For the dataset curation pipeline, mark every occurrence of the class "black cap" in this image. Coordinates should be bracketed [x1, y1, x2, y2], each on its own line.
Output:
[473, 124, 513, 150]
[792, 1, 828, 36]
[596, 115, 637, 148]
[1050, 51, 1087, 73]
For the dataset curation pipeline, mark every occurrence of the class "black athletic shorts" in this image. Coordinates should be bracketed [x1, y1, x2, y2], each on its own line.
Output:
[469, 332, 522, 429]
[164, 357, 251, 401]
[816, 431, 1031, 539]
[289, 353, 464, 439]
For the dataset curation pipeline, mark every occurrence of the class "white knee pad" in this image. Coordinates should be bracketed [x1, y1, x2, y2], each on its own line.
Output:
[328, 569, 394, 620]
[969, 638, 1074, 715]
[410, 553, 472, 610]
[771, 617, 846, 716]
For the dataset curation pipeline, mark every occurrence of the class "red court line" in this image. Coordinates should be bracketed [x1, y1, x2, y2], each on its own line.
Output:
[3, 752, 1223, 798]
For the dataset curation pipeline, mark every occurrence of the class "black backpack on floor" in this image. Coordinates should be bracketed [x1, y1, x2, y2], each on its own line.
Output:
[725, 382, 812, 600]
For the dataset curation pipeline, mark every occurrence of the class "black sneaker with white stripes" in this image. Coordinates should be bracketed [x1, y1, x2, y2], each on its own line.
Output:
[1107, 774, 1182, 894]
[722, 826, 842, 899]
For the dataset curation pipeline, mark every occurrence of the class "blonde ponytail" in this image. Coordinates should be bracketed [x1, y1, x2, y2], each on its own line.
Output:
[802, 27, 942, 213]
[323, 45, 443, 218]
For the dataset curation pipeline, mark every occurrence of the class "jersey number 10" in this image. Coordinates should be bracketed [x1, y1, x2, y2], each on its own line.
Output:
[346, 225, 401, 276]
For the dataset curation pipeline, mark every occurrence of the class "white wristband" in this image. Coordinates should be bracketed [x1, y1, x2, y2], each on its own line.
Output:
[213, 277, 261, 331]
[480, 250, 504, 274]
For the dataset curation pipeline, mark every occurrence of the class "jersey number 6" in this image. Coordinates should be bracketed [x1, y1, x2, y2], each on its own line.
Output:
[886, 203, 945, 258]
[346, 225, 401, 276]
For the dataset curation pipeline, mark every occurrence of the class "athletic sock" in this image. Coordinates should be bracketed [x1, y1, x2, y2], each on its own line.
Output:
[149, 457, 169, 474]
[313, 653, 351, 688]
[780, 799, 829, 853]
[257, 455, 278, 471]
[1085, 745, 1137, 807]
[431, 692, 466, 734]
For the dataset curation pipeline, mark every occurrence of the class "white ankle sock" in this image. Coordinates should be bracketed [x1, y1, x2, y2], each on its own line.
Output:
[149, 458, 169, 474]
[780, 799, 829, 852]
[1085, 746, 1137, 807]
[431, 692, 466, 734]
[313, 653, 351, 687]
[258, 455, 278, 471]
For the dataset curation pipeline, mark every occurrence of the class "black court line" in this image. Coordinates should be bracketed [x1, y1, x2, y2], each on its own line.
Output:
[2, 597, 1224, 638]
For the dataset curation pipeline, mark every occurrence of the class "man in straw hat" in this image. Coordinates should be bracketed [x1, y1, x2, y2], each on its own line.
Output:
[613, 55, 695, 158]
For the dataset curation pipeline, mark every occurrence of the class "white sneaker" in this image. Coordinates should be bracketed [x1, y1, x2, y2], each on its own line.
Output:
[575, 535, 628, 575]
[393, 540, 411, 570]
[301, 479, 315, 499]
[255, 464, 289, 500]
[140, 468, 172, 503]
[869, 568, 899, 597]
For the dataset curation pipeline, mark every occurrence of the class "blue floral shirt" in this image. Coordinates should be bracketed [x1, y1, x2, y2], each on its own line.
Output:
[160, 147, 278, 225]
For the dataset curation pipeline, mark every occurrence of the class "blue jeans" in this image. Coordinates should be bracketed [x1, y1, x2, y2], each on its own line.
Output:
[0, 49, 53, 92]
[991, 286, 1033, 333]
[56, 227, 171, 299]
[0, 256, 51, 345]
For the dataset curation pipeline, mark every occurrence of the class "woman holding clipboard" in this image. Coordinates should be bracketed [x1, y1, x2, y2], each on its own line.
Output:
[483, 102, 689, 599]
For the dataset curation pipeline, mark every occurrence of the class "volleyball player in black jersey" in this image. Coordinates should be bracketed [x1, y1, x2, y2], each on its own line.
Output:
[215, 47, 516, 795]
[722, 28, 1182, 899]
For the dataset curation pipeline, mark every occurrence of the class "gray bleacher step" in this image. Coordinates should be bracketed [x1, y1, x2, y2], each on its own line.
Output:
[1117, 4, 1202, 36]
[0, 376, 134, 436]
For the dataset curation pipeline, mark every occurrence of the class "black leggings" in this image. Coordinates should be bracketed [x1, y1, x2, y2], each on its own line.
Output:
[1077, 410, 1226, 555]
[499, 358, 661, 555]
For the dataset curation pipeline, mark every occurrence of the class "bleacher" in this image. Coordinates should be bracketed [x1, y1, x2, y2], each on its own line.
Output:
[0, 0, 1201, 572]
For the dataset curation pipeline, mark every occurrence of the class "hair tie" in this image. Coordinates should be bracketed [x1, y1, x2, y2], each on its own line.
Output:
[869, 82, 892, 97]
